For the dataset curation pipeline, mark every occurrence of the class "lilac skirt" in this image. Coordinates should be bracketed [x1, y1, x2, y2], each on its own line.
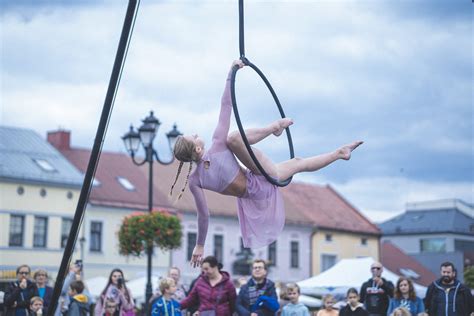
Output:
[237, 170, 285, 248]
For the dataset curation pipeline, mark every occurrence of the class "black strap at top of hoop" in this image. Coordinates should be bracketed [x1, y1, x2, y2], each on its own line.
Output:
[233, 0, 294, 187]
[239, 0, 245, 58]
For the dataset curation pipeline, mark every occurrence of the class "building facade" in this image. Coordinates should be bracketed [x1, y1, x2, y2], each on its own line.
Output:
[0, 126, 84, 286]
[379, 199, 474, 280]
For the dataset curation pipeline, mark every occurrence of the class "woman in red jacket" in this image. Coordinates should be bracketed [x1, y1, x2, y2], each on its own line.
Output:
[180, 256, 237, 315]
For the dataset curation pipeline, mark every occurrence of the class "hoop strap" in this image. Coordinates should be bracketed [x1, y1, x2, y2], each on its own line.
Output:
[239, 0, 245, 58]
[233, 0, 294, 187]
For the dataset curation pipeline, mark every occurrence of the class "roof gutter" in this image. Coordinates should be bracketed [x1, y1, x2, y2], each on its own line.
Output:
[0, 176, 83, 189]
[315, 225, 381, 237]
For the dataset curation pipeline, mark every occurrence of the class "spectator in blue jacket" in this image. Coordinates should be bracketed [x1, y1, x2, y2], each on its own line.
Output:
[151, 278, 181, 316]
[387, 277, 425, 316]
[281, 283, 310, 316]
[33, 269, 53, 315]
[236, 259, 279, 316]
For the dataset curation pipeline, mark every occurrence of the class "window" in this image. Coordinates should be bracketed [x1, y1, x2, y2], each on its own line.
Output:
[61, 218, 73, 248]
[90, 221, 102, 252]
[214, 235, 224, 263]
[361, 238, 368, 246]
[454, 239, 474, 252]
[33, 217, 48, 248]
[321, 254, 337, 272]
[268, 241, 277, 266]
[9, 215, 25, 247]
[290, 241, 299, 268]
[117, 177, 135, 191]
[187, 232, 197, 261]
[325, 234, 332, 242]
[33, 158, 57, 172]
[420, 238, 446, 253]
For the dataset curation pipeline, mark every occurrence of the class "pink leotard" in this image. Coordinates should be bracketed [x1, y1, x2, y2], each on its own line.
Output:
[188, 70, 241, 246]
[189, 68, 285, 249]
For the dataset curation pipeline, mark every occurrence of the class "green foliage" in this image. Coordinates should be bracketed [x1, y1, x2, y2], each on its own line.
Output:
[118, 210, 182, 257]
[464, 265, 474, 289]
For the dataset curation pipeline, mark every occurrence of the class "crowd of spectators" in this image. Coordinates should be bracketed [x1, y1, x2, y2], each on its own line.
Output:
[2, 260, 472, 316]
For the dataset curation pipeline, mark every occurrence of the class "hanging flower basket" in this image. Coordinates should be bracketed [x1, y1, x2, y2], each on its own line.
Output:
[118, 210, 182, 257]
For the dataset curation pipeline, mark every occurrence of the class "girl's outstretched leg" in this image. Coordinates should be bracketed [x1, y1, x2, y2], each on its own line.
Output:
[227, 118, 293, 177]
[276, 141, 363, 181]
[231, 118, 293, 145]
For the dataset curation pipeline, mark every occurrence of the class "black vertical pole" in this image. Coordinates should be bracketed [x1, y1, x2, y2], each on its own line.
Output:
[47, 1, 139, 315]
[239, 0, 245, 58]
[145, 146, 154, 313]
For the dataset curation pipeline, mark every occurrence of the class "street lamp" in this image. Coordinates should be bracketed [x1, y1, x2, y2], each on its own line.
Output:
[121, 111, 182, 312]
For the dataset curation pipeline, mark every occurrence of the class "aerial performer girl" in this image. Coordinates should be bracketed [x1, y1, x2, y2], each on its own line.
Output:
[170, 60, 363, 267]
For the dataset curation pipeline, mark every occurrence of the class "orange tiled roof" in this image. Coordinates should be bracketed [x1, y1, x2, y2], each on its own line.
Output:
[381, 241, 437, 286]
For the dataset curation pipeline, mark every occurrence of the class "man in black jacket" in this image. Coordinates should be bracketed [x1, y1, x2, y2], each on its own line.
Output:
[4, 265, 38, 316]
[424, 261, 473, 316]
[359, 261, 394, 316]
[236, 259, 279, 316]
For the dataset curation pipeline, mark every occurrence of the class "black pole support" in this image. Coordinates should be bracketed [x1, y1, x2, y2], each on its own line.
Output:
[239, 0, 245, 58]
[47, 1, 140, 315]
[233, 0, 294, 187]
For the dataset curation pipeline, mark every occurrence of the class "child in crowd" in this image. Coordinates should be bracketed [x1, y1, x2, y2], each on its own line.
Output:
[67, 280, 89, 316]
[151, 278, 181, 316]
[339, 288, 367, 316]
[281, 283, 310, 316]
[317, 294, 339, 316]
[103, 298, 119, 316]
[389, 307, 411, 316]
[29, 297, 44, 316]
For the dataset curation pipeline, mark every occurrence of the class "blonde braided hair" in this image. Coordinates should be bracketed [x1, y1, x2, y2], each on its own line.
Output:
[170, 161, 184, 197]
[170, 136, 199, 200]
[177, 162, 193, 200]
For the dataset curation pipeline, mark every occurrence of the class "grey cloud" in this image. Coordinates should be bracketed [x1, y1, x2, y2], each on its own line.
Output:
[1, 1, 472, 219]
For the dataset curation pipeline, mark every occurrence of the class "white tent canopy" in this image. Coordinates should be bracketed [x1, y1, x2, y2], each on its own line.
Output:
[297, 257, 427, 298]
[126, 276, 161, 305]
[85, 276, 108, 298]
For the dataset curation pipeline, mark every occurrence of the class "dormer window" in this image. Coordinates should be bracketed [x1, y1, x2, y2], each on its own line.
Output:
[117, 176, 135, 191]
[399, 268, 420, 279]
[33, 158, 56, 172]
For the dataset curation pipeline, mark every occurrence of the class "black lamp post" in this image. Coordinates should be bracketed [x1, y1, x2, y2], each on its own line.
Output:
[122, 111, 182, 312]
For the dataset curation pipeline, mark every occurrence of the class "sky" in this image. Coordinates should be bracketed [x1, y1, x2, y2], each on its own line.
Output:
[1, 0, 472, 223]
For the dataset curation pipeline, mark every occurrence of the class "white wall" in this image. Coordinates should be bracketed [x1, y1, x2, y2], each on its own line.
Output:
[0, 182, 170, 281]
[172, 212, 313, 285]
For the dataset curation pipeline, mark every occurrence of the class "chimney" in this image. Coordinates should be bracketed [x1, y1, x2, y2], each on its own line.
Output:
[47, 130, 71, 150]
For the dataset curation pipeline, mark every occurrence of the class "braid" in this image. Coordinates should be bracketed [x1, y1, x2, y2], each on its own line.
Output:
[178, 162, 193, 200]
[170, 161, 184, 196]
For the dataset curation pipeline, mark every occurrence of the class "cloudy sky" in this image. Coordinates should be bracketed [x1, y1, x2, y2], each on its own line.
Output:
[1, 0, 472, 222]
